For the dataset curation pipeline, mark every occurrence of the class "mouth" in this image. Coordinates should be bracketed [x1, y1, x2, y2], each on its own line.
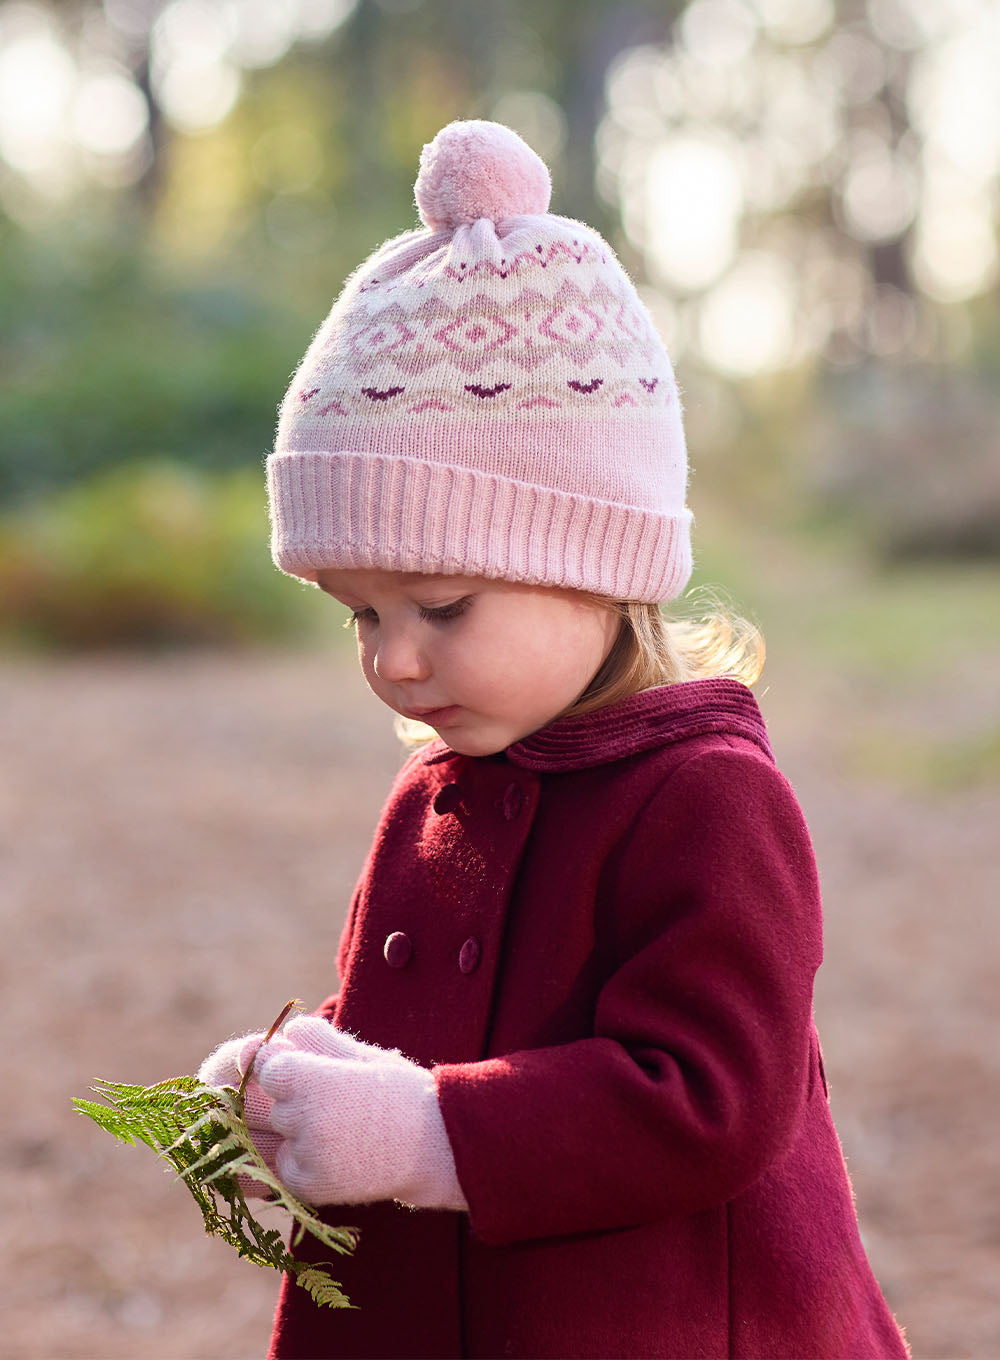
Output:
[402, 705, 461, 725]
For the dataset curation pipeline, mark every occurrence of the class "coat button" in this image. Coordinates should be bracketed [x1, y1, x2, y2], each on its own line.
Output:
[384, 932, 412, 968]
[501, 782, 523, 820]
[458, 937, 481, 974]
[433, 783, 463, 815]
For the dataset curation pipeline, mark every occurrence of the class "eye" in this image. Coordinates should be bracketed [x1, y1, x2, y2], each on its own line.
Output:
[339, 597, 472, 629]
[418, 597, 471, 623]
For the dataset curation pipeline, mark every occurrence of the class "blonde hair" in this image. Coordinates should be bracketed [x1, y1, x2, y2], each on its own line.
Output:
[561, 589, 764, 718]
[395, 587, 764, 747]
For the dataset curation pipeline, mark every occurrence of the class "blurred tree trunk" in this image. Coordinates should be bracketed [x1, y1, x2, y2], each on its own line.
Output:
[515, 0, 679, 233]
[98, 0, 170, 217]
[343, 0, 389, 219]
[132, 44, 167, 216]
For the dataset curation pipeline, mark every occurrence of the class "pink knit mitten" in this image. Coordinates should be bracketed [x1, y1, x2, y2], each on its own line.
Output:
[254, 1015, 468, 1211]
[197, 1031, 289, 1197]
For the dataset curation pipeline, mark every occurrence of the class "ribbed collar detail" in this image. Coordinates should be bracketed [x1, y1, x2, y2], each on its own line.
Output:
[421, 678, 772, 773]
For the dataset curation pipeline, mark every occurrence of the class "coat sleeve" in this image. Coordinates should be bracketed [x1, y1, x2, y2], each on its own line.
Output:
[433, 745, 825, 1246]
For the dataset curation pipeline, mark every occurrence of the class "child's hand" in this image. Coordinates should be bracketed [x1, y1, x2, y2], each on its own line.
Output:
[198, 1032, 266, 1092]
[254, 1016, 467, 1212]
[198, 1031, 289, 1125]
[198, 1031, 292, 1199]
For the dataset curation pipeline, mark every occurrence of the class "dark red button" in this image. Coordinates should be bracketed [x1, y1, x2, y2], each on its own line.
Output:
[384, 931, 412, 968]
[433, 783, 464, 815]
[458, 937, 481, 974]
[501, 782, 523, 820]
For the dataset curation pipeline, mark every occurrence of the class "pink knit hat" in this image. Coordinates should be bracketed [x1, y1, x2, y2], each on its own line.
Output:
[267, 119, 692, 602]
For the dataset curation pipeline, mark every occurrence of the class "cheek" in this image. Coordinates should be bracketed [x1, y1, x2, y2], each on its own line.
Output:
[523, 614, 610, 679]
[485, 625, 603, 708]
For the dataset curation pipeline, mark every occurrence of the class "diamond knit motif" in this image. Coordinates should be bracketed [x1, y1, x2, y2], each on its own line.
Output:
[283, 229, 676, 432]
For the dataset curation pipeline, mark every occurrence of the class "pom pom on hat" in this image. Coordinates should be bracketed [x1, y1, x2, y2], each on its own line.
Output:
[414, 119, 552, 231]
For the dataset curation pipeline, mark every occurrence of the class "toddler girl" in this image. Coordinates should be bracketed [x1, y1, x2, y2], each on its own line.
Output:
[199, 121, 909, 1359]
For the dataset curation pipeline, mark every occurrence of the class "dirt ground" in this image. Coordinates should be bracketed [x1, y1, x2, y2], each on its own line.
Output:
[2, 643, 997, 1359]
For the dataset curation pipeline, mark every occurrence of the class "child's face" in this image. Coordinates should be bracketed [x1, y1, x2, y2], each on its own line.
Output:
[315, 568, 621, 756]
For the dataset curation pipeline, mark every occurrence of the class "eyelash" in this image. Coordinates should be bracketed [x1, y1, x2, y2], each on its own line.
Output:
[342, 598, 472, 628]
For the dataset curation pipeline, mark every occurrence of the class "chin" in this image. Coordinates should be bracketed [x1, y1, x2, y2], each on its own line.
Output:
[437, 729, 509, 758]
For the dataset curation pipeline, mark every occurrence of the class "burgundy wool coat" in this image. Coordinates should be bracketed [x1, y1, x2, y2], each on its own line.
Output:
[268, 678, 909, 1360]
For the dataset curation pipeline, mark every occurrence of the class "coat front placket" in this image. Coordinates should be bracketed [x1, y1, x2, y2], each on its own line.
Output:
[334, 753, 541, 1067]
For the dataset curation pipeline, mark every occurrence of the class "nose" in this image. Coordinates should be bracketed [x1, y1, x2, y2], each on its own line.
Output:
[372, 625, 429, 684]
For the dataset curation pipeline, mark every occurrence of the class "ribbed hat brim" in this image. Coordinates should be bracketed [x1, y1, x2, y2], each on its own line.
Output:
[268, 451, 693, 604]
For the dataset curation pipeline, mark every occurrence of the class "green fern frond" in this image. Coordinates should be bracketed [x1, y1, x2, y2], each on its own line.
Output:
[73, 1073, 358, 1308]
[289, 1262, 357, 1311]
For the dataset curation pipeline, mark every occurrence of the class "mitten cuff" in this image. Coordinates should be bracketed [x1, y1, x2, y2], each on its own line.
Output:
[393, 1065, 469, 1212]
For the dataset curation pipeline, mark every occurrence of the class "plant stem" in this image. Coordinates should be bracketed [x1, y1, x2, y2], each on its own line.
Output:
[238, 998, 301, 1101]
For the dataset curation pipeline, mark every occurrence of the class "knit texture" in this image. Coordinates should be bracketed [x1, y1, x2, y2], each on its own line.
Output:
[197, 1031, 285, 1198]
[254, 1015, 467, 1211]
[268, 119, 692, 603]
[197, 1031, 278, 1128]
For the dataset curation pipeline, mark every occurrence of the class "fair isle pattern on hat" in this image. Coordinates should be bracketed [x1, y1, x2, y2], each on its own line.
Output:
[303, 236, 670, 415]
[268, 120, 692, 603]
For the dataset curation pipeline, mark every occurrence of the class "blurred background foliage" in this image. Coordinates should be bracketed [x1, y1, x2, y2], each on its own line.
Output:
[0, 0, 998, 660]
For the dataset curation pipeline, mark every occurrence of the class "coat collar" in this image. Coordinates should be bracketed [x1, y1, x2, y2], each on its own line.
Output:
[421, 678, 773, 773]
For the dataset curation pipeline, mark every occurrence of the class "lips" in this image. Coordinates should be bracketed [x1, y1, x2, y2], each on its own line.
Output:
[403, 705, 460, 724]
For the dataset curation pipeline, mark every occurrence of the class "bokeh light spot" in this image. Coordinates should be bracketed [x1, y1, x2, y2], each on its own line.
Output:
[841, 148, 917, 242]
[680, 0, 758, 66]
[295, 0, 359, 39]
[698, 251, 797, 376]
[911, 196, 999, 303]
[643, 133, 744, 291]
[72, 71, 149, 157]
[752, 0, 833, 46]
[0, 29, 75, 173]
[228, 0, 295, 70]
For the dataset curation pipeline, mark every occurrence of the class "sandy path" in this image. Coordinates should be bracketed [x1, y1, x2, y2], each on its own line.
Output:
[1, 647, 996, 1358]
